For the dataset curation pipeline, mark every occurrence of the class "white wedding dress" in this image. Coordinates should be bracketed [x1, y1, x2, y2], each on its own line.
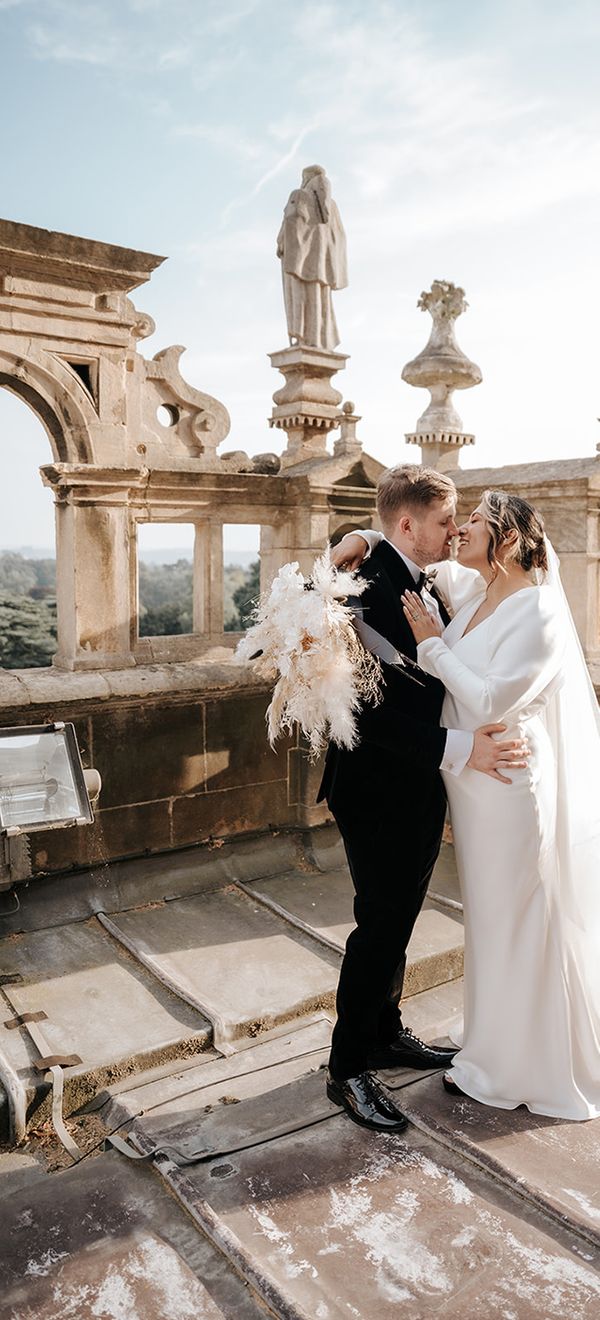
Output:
[358, 533, 600, 1120]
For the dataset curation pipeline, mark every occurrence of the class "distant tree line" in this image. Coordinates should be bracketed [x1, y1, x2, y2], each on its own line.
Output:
[137, 558, 260, 635]
[0, 553, 57, 669]
[0, 552, 260, 668]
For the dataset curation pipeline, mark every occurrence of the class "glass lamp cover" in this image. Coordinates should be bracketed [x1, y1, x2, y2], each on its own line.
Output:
[0, 724, 93, 833]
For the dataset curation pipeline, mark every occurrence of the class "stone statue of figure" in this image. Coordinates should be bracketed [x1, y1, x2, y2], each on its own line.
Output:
[276, 165, 348, 352]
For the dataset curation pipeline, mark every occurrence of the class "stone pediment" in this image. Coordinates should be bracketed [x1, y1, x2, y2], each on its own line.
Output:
[281, 450, 384, 488]
[0, 217, 165, 292]
[332, 459, 379, 488]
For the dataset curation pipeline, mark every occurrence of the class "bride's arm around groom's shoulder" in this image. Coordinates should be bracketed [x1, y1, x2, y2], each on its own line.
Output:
[332, 528, 483, 615]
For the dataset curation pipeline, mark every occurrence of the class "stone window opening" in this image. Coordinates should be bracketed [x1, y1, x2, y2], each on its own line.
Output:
[62, 357, 98, 404]
[0, 387, 57, 670]
[222, 524, 261, 635]
[132, 520, 264, 661]
[156, 403, 180, 428]
[136, 523, 194, 640]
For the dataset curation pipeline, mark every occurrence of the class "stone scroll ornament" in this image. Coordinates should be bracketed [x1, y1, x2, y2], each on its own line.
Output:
[235, 553, 381, 759]
[276, 165, 348, 351]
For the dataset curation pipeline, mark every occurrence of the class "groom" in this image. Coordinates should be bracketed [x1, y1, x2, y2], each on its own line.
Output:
[318, 464, 528, 1131]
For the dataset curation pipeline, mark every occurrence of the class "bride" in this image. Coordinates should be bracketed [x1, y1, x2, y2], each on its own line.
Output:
[334, 490, 600, 1121]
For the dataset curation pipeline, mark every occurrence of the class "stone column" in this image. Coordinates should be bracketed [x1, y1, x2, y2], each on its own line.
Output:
[50, 492, 136, 670]
[402, 280, 482, 472]
[41, 464, 152, 670]
[269, 345, 347, 468]
[193, 522, 224, 638]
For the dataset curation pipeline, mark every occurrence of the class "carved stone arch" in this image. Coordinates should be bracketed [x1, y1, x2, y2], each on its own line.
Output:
[0, 348, 95, 464]
[329, 519, 373, 546]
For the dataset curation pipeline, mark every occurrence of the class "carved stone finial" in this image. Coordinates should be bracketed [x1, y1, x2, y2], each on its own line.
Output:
[334, 401, 362, 458]
[416, 280, 468, 321]
[402, 279, 482, 471]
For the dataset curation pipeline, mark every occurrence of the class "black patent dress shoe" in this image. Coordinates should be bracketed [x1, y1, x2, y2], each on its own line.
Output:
[326, 1070, 409, 1132]
[368, 1027, 458, 1072]
[442, 1073, 466, 1096]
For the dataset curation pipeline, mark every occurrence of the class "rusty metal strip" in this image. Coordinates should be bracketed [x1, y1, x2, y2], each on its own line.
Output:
[4, 1010, 47, 1030]
[0, 982, 82, 1157]
[33, 1053, 82, 1072]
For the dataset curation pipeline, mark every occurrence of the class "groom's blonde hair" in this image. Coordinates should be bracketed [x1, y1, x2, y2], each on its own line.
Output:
[377, 465, 456, 534]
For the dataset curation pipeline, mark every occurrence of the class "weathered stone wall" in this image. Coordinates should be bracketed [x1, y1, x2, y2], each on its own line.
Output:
[454, 458, 600, 687]
[0, 665, 328, 878]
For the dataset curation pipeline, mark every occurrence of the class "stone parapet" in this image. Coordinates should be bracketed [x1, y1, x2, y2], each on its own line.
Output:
[0, 660, 328, 876]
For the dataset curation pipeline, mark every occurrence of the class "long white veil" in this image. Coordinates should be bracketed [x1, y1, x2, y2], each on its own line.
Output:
[542, 538, 600, 1044]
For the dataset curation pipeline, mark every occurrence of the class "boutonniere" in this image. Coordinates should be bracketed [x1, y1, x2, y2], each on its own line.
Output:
[423, 569, 455, 620]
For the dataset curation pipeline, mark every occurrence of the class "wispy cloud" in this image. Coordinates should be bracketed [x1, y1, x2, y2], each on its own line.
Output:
[28, 21, 117, 66]
[157, 45, 192, 71]
[24, 0, 263, 85]
[173, 121, 262, 162]
[272, 3, 600, 239]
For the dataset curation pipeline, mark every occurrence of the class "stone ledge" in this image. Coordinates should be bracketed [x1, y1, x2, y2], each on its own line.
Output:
[0, 657, 269, 713]
[454, 455, 600, 489]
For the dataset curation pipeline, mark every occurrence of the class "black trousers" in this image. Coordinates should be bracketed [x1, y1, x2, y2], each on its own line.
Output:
[328, 790, 446, 1080]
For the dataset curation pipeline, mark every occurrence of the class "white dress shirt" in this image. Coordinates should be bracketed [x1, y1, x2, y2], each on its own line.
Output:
[387, 542, 474, 777]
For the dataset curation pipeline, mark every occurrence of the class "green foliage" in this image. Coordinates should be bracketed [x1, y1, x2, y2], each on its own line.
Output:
[0, 554, 58, 667]
[138, 556, 260, 636]
[138, 559, 193, 614]
[0, 594, 57, 668]
[139, 602, 193, 636]
[138, 558, 194, 636]
[231, 560, 260, 631]
[0, 552, 55, 596]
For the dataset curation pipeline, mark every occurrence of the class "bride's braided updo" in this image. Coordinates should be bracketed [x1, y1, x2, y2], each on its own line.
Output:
[481, 490, 548, 576]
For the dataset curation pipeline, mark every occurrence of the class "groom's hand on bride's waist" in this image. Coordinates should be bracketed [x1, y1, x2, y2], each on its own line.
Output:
[468, 724, 530, 784]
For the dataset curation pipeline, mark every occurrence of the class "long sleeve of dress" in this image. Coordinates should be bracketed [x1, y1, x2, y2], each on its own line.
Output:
[416, 588, 564, 726]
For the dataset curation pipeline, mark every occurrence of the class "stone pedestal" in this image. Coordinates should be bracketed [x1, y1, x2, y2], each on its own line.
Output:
[269, 345, 347, 468]
[404, 431, 475, 473]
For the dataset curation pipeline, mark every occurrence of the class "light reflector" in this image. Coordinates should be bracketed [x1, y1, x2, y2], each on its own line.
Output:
[0, 723, 94, 834]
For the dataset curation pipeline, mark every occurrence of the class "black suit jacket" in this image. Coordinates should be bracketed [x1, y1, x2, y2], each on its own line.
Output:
[317, 540, 448, 823]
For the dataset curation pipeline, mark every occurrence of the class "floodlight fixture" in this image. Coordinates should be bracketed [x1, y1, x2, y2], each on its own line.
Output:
[0, 722, 94, 836]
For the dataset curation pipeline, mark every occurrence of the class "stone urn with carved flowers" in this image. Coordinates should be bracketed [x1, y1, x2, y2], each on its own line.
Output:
[403, 280, 482, 469]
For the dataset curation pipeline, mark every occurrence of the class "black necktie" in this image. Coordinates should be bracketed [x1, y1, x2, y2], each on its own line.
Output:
[416, 571, 451, 626]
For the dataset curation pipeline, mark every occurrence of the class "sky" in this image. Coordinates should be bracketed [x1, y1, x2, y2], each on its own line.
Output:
[2, 0, 600, 550]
